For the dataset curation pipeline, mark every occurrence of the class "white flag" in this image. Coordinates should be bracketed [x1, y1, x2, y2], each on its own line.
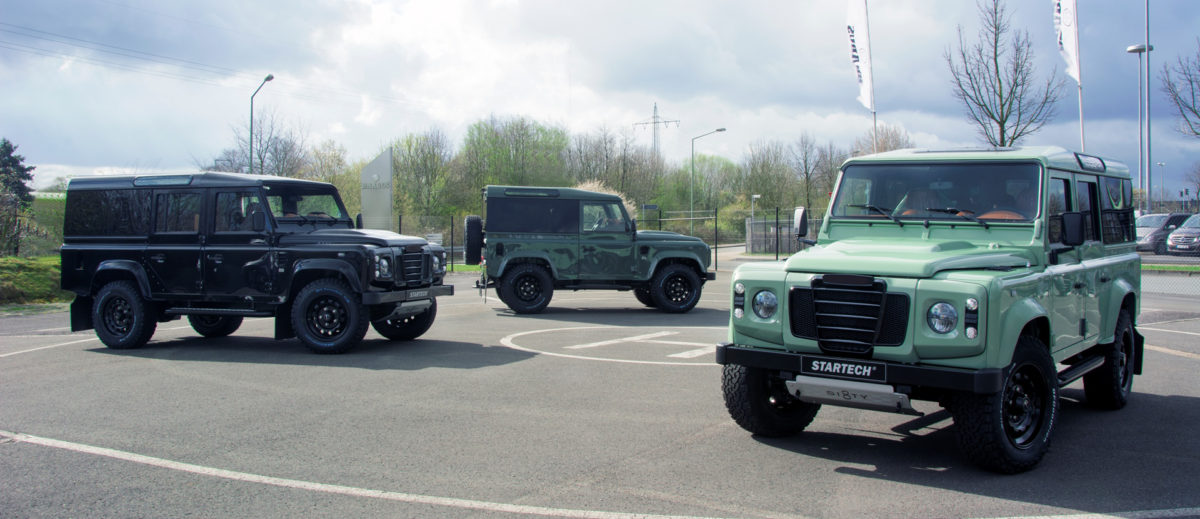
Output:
[1054, 0, 1080, 84]
[846, 0, 874, 112]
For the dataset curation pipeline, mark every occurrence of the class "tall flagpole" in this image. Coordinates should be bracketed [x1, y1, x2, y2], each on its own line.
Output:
[848, 0, 876, 153]
[1055, 0, 1084, 150]
[1073, 6, 1084, 151]
[866, 0, 877, 153]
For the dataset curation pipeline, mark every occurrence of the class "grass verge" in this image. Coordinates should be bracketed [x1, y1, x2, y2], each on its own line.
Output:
[0, 256, 73, 306]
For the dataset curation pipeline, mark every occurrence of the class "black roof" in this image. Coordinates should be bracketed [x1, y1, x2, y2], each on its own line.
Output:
[66, 172, 332, 190]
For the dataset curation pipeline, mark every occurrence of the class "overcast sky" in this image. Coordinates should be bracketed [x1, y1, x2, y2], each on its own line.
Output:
[2, 0, 1199, 197]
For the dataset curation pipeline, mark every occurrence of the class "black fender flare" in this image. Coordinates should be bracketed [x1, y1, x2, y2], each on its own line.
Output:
[93, 260, 153, 298]
[290, 258, 364, 297]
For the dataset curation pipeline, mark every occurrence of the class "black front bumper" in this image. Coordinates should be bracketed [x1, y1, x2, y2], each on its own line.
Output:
[362, 284, 455, 305]
[716, 342, 1004, 394]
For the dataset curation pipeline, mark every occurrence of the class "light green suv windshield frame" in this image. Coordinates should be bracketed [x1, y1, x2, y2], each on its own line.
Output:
[832, 162, 1041, 222]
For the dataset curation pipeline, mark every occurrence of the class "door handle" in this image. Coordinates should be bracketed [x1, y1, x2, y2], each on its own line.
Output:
[207, 254, 223, 264]
[1073, 282, 1084, 289]
[150, 253, 166, 263]
[1099, 276, 1110, 283]
[582, 246, 596, 253]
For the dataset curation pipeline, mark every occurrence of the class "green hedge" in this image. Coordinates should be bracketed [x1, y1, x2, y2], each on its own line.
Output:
[0, 256, 73, 305]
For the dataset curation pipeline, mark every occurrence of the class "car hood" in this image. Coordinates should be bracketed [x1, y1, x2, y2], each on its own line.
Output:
[278, 228, 431, 248]
[636, 230, 706, 243]
[785, 238, 1034, 278]
[1170, 228, 1200, 237]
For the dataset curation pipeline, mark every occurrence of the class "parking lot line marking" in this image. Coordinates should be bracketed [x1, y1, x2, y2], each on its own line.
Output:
[565, 331, 676, 349]
[0, 337, 97, 358]
[1145, 344, 1200, 360]
[644, 339, 712, 347]
[1140, 326, 1200, 337]
[668, 346, 715, 359]
[500, 326, 723, 366]
[976, 507, 1200, 519]
[0, 429, 731, 519]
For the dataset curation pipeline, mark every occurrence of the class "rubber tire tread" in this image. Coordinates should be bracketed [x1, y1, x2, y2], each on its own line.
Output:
[371, 299, 438, 341]
[1083, 309, 1135, 410]
[722, 364, 820, 437]
[498, 263, 554, 314]
[464, 215, 483, 265]
[291, 278, 369, 354]
[188, 315, 244, 338]
[633, 287, 657, 308]
[649, 263, 702, 313]
[949, 335, 1059, 474]
[92, 280, 157, 349]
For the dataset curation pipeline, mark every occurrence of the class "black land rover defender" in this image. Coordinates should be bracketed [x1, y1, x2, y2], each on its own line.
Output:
[61, 172, 453, 354]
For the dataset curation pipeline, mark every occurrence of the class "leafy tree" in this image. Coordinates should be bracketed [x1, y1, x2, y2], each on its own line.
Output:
[1, 138, 35, 209]
[392, 129, 452, 217]
[944, 0, 1063, 146]
[1162, 40, 1200, 138]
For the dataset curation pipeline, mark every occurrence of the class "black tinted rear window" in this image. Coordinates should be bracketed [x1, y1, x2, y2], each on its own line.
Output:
[64, 189, 152, 236]
[488, 198, 578, 233]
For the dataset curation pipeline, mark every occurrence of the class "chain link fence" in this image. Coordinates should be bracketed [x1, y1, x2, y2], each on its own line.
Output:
[398, 215, 465, 272]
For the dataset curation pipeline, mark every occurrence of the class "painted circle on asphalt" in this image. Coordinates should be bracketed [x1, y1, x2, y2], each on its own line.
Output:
[499, 325, 726, 366]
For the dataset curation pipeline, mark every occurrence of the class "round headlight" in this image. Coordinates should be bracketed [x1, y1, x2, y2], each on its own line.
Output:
[378, 256, 392, 277]
[752, 291, 778, 319]
[431, 254, 441, 272]
[927, 302, 958, 334]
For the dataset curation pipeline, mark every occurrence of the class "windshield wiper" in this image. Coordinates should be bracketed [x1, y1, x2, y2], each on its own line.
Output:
[926, 208, 989, 229]
[850, 204, 903, 227]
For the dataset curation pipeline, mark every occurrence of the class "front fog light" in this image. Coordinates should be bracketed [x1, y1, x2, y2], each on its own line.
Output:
[734, 282, 745, 295]
[927, 302, 958, 334]
[734, 308, 744, 319]
[752, 291, 778, 319]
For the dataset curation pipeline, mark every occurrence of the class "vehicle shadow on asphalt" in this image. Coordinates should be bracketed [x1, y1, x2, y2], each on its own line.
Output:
[491, 306, 729, 326]
[87, 336, 536, 371]
[751, 390, 1200, 512]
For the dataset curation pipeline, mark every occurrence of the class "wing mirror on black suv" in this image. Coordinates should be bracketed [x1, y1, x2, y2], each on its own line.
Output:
[252, 211, 267, 232]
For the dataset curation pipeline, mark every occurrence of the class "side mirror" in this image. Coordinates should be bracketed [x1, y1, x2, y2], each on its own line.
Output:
[629, 218, 637, 234]
[793, 207, 809, 239]
[1060, 211, 1085, 247]
[251, 211, 267, 232]
[355, 213, 363, 229]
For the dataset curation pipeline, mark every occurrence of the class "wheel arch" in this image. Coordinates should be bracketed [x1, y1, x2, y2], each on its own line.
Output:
[494, 255, 556, 280]
[92, 260, 153, 298]
[648, 255, 705, 282]
[290, 259, 363, 299]
[997, 296, 1051, 365]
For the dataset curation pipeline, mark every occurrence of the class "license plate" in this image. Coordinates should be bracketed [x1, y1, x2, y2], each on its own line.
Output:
[800, 356, 886, 383]
[407, 289, 429, 299]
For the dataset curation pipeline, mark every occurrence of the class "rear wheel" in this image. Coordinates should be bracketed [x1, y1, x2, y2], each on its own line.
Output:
[949, 335, 1058, 473]
[188, 315, 243, 338]
[722, 364, 820, 437]
[92, 280, 157, 349]
[371, 299, 437, 341]
[498, 264, 554, 314]
[1084, 309, 1136, 409]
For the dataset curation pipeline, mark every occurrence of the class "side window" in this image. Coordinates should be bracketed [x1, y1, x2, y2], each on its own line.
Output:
[215, 191, 261, 232]
[487, 198, 578, 233]
[155, 192, 202, 234]
[1078, 179, 1100, 242]
[64, 189, 151, 236]
[1047, 178, 1071, 244]
[1101, 177, 1134, 243]
[582, 202, 627, 232]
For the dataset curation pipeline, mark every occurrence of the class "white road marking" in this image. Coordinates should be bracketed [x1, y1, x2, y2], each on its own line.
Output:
[1145, 345, 1200, 360]
[975, 507, 1200, 519]
[565, 331, 677, 349]
[501, 326, 724, 367]
[1140, 326, 1200, 337]
[0, 337, 98, 358]
[667, 346, 716, 359]
[0, 429, 730, 519]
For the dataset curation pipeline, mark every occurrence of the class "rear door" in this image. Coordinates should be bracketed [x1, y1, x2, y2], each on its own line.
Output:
[147, 189, 205, 297]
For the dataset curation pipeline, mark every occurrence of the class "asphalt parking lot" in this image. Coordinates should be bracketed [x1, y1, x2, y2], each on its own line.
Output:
[2, 257, 1199, 519]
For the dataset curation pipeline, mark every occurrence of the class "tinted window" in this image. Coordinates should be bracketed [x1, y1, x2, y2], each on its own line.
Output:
[1101, 178, 1134, 243]
[1078, 180, 1099, 241]
[488, 198, 579, 233]
[155, 192, 202, 233]
[64, 189, 152, 236]
[1047, 178, 1071, 244]
[215, 191, 262, 232]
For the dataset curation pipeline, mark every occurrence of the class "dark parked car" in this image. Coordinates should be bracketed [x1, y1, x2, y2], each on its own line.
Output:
[1166, 214, 1200, 255]
[61, 172, 453, 354]
[1135, 212, 1190, 254]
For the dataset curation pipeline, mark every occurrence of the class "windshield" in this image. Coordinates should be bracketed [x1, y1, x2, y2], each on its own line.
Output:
[263, 184, 350, 222]
[832, 162, 1040, 222]
[1181, 214, 1200, 229]
[1136, 214, 1168, 228]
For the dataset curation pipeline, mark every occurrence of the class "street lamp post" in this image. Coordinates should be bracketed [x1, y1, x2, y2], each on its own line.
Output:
[1126, 44, 1152, 211]
[690, 127, 726, 234]
[1156, 161, 1166, 212]
[249, 74, 274, 175]
[751, 194, 761, 222]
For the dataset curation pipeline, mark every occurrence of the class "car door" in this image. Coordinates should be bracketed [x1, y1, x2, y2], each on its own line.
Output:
[1044, 174, 1086, 352]
[580, 201, 635, 280]
[204, 189, 276, 300]
[1075, 176, 1102, 342]
[147, 189, 205, 297]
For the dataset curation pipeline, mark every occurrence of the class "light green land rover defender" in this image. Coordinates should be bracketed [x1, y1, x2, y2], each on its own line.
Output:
[464, 185, 715, 314]
[717, 147, 1143, 473]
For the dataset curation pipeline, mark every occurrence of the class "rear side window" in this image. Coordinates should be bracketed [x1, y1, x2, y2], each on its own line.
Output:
[64, 189, 152, 236]
[487, 198, 579, 233]
[155, 192, 202, 233]
[1100, 177, 1134, 243]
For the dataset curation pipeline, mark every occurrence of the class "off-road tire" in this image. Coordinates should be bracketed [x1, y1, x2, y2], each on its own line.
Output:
[722, 364, 820, 437]
[1084, 309, 1136, 410]
[633, 287, 657, 308]
[465, 215, 483, 265]
[649, 263, 702, 313]
[371, 299, 438, 341]
[187, 315, 243, 338]
[92, 280, 157, 349]
[949, 335, 1059, 474]
[291, 278, 368, 354]
[498, 263, 554, 314]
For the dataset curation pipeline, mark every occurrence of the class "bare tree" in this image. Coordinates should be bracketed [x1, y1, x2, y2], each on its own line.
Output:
[1162, 40, 1200, 138]
[200, 109, 309, 177]
[945, 0, 1064, 146]
[790, 133, 821, 210]
[852, 123, 913, 156]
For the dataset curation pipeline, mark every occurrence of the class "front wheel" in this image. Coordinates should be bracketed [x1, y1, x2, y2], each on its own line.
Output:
[650, 264, 702, 313]
[291, 278, 368, 354]
[188, 315, 244, 338]
[498, 264, 554, 314]
[1084, 309, 1136, 409]
[92, 280, 157, 349]
[722, 364, 820, 437]
[371, 299, 438, 341]
[949, 335, 1059, 473]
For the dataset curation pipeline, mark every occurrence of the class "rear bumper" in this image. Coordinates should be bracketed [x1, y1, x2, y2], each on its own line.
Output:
[715, 342, 1003, 395]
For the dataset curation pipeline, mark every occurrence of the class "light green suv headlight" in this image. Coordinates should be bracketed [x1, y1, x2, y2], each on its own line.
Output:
[752, 291, 778, 319]
[927, 302, 958, 334]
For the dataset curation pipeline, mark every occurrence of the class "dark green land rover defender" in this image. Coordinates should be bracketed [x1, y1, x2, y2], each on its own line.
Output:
[718, 147, 1143, 473]
[464, 185, 715, 314]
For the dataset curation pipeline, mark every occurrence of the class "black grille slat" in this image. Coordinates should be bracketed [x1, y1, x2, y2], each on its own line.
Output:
[789, 277, 910, 355]
[400, 251, 426, 286]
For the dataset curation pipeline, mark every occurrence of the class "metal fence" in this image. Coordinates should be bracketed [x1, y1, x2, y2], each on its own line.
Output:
[745, 208, 820, 259]
[398, 215, 464, 272]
